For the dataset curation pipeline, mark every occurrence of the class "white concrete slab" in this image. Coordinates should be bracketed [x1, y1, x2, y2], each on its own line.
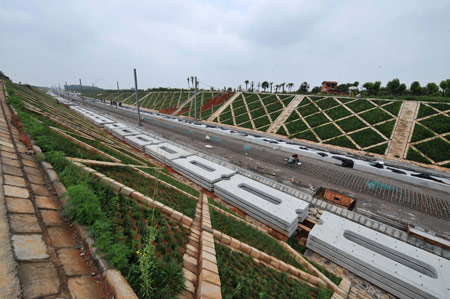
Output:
[104, 122, 128, 133]
[144, 142, 193, 164]
[214, 174, 309, 237]
[110, 127, 141, 141]
[172, 155, 236, 191]
[307, 212, 450, 299]
[124, 134, 162, 151]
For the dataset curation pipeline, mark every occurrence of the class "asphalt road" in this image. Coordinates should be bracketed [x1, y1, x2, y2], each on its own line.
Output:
[86, 102, 450, 235]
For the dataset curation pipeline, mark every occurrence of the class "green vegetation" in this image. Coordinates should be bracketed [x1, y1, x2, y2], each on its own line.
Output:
[324, 136, 358, 149]
[216, 244, 333, 299]
[210, 208, 306, 271]
[307, 258, 342, 286]
[383, 101, 402, 115]
[417, 104, 437, 118]
[429, 103, 450, 111]
[411, 124, 435, 142]
[406, 147, 431, 164]
[292, 130, 318, 142]
[137, 167, 199, 197]
[346, 99, 374, 113]
[366, 143, 388, 155]
[277, 126, 288, 136]
[7, 91, 186, 297]
[91, 165, 197, 218]
[286, 119, 308, 134]
[350, 128, 385, 148]
[336, 116, 365, 132]
[374, 120, 396, 138]
[316, 98, 340, 110]
[324, 106, 351, 120]
[420, 114, 450, 134]
[305, 113, 329, 128]
[298, 103, 319, 117]
[314, 123, 341, 140]
[360, 108, 392, 124]
[414, 138, 450, 162]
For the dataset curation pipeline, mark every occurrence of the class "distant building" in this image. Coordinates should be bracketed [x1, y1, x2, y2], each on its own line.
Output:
[321, 81, 347, 95]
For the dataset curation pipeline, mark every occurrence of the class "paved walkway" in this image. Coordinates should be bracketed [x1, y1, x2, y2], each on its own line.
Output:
[386, 101, 419, 158]
[0, 83, 111, 298]
[267, 95, 304, 133]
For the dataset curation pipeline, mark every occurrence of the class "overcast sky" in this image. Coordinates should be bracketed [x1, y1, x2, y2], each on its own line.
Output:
[1, 0, 449, 90]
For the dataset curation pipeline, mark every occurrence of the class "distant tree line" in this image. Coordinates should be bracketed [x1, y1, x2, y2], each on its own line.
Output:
[239, 78, 450, 98]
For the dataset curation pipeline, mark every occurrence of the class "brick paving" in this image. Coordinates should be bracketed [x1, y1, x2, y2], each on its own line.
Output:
[0, 83, 111, 298]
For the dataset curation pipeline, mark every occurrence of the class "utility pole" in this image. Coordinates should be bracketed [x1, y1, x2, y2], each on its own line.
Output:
[194, 76, 198, 121]
[79, 79, 84, 103]
[117, 81, 120, 106]
[134, 68, 142, 126]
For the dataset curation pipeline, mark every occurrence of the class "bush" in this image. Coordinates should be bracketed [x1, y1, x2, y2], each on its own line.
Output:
[277, 126, 288, 136]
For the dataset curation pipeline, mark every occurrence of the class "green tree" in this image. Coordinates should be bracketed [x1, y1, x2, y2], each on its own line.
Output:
[281, 83, 286, 93]
[425, 82, 439, 95]
[262, 81, 269, 92]
[298, 82, 310, 93]
[245, 80, 249, 91]
[439, 79, 450, 96]
[410, 81, 422, 95]
[386, 78, 400, 95]
[311, 86, 320, 93]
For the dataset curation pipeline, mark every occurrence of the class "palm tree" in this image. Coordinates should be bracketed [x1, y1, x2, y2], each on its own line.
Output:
[251, 81, 254, 92]
[275, 84, 279, 93]
[187, 77, 190, 89]
[270, 82, 273, 93]
[281, 83, 286, 93]
[245, 80, 249, 91]
[262, 81, 269, 92]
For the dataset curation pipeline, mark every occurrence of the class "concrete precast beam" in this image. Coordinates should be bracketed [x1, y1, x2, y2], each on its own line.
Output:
[214, 174, 309, 237]
[110, 127, 141, 141]
[124, 134, 162, 151]
[104, 122, 128, 133]
[144, 142, 193, 164]
[171, 155, 236, 191]
[307, 240, 423, 299]
[307, 212, 450, 299]
[214, 189, 299, 236]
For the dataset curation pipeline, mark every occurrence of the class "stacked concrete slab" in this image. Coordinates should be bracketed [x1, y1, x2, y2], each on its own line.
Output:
[104, 122, 128, 133]
[307, 212, 450, 299]
[110, 127, 141, 141]
[214, 174, 309, 237]
[124, 134, 162, 151]
[172, 155, 236, 191]
[145, 142, 193, 164]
